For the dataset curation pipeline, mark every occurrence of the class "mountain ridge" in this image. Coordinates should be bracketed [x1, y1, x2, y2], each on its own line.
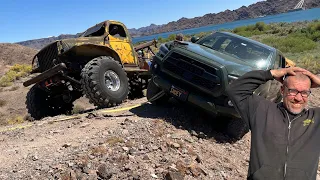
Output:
[16, 0, 320, 49]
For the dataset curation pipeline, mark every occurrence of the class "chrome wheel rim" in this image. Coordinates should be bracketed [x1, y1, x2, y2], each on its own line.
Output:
[104, 70, 120, 91]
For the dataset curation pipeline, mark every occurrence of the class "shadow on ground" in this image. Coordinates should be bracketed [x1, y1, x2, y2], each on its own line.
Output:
[130, 99, 243, 143]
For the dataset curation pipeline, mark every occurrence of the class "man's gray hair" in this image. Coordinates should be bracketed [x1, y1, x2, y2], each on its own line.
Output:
[283, 72, 311, 86]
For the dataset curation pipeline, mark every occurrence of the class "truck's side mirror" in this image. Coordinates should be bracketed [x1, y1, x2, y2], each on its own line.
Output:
[191, 36, 200, 43]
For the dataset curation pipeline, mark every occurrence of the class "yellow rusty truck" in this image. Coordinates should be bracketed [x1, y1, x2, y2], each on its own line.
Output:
[23, 20, 157, 120]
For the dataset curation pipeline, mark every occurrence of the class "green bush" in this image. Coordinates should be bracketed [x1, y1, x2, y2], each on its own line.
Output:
[262, 35, 317, 53]
[255, 22, 268, 31]
[168, 34, 176, 41]
[0, 64, 32, 87]
[296, 54, 320, 74]
[233, 22, 270, 37]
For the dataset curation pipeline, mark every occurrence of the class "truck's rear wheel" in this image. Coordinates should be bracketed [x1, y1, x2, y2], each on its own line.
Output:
[81, 56, 128, 108]
[226, 117, 249, 140]
[128, 76, 144, 100]
[147, 78, 169, 105]
[26, 85, 74, 120]
[255, 80, 282, 103]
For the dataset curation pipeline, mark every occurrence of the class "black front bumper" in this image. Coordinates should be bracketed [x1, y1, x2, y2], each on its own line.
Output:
[152, 75, 239, 117]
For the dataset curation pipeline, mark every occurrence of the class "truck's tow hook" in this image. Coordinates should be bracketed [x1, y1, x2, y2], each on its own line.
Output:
[148, 90, 165, 102]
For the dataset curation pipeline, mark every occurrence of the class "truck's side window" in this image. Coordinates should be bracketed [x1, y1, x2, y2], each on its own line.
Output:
[274, 55, 281, 68]
[85, 25, 105, 37]
[274, 54, 286, 68]
[109, 24, 126, 38]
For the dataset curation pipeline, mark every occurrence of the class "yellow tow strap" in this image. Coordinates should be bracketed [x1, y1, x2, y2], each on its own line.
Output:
[0, 102, 147, 133]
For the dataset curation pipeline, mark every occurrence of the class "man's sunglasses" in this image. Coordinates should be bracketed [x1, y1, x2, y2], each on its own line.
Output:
[284, 85, 311, 97]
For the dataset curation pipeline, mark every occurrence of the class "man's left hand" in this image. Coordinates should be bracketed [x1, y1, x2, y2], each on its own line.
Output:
[303, 71, 320, 88]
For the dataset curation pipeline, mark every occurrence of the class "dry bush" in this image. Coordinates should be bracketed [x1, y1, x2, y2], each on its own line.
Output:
[7, 116, 24, 125]
[71, 105, 85, 114]
[297, 54, 320, 74]
[0, 64, 32, 87]
[0, 99, 6, 107]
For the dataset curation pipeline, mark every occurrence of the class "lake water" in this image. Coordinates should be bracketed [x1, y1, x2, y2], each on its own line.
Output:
[132, 8, 320, 44]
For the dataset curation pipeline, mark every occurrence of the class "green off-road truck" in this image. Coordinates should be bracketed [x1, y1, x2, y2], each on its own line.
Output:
[147, 32, 294, 139]
[23, 20, 157, 120]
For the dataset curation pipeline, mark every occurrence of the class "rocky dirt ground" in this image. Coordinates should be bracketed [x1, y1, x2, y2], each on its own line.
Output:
[1, 43, 320, 179]
[0, 89, 320, 180]
[0, 97, 252, 180]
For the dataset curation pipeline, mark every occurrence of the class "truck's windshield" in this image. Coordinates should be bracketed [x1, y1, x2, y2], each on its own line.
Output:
[197, 33, 273, 69]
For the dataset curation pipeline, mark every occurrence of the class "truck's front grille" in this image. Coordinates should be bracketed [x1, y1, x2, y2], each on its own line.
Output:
[37, 42, 59, 72]
[163, 52, 220, 91]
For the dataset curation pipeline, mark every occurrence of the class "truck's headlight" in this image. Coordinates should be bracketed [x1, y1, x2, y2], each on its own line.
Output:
[158, 44, 169, 59]
[228, 75, 238, 84]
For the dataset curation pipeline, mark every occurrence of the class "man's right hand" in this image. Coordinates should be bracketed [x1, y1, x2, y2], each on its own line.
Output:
[270, 67, 307, 83]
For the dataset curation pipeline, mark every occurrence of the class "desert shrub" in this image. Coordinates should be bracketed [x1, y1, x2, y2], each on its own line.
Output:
[233, 22, 270, 37]
[0, 64, 32, 87]
[0, 99, 6, 107]
[167, 34, 176, 41]
[72, 105, 85, 114]
[255, 22, 268, 31]
[233, 26, 247, 33]
[7, 116, 24, 125]
[8, 86, 19, 91]
[296, 54, 320, 74]
[262, 35, 317, 53]
[307, 21, 320, 32]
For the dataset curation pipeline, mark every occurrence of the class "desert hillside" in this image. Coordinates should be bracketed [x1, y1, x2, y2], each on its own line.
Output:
[0, 43, 37, 75]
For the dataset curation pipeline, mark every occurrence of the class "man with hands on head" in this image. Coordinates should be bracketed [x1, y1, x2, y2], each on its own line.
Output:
[226, 67, 320, 180]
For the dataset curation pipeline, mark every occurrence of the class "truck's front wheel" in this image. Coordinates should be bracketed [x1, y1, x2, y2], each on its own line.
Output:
[81, 56, 129, 108]
[147, 78, 169, 105]
[26, 85, 74, 120]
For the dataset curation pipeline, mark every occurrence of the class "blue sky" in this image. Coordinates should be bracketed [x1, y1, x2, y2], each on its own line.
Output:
[0, 0, 261, 43]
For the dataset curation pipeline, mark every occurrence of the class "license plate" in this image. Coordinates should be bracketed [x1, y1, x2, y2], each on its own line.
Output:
[170, 86, 188, 101]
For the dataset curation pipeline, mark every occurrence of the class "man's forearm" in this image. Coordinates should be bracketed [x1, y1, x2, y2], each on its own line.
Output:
[226, 70, 274, 124]
[226, 70, 274, 100]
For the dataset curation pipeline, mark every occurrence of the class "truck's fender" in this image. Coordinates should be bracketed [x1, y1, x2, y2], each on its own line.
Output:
[60, 44, 122, 65]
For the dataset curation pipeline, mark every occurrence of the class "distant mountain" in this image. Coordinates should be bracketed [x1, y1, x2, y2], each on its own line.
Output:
[130, 0, 320, 36]
[17, 34, 78, 50]
[16, 0, 320, 49]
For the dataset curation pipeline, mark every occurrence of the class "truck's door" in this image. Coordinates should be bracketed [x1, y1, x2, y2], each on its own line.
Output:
[107, 23, 136, 65]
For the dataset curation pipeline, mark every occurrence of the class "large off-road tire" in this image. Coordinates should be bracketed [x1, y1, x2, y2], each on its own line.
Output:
[26, 85, 74, 120]
[81, 56, 129, 108]
[254, 79, 282, 103]
[128, 76, 144, 100]
[147, 78, 169, 105]
[226, 118, 249, 140]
